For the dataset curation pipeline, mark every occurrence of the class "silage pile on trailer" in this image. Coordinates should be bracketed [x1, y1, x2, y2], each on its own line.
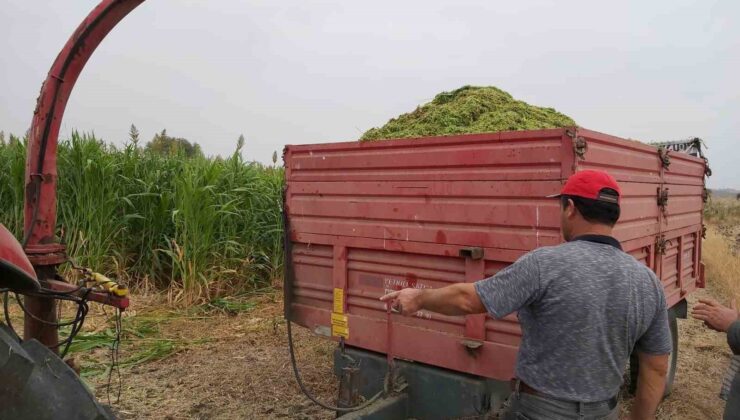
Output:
[361, 85, 575, 141]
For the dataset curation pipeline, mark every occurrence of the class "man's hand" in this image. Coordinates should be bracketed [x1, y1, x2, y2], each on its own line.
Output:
[691, 298, 738, 332]
[380, 283, 486, 317]
[380, 288, 424, 316]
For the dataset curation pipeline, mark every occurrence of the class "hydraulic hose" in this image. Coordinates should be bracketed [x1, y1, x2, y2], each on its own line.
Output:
[286, 319, 384, 413]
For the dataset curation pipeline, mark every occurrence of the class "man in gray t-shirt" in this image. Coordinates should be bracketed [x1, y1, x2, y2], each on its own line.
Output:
[381, 170, 672, 420]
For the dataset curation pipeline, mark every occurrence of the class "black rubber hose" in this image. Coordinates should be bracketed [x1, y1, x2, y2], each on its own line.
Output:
[13, 292, 81, 327]
[286, 319, 383, 413]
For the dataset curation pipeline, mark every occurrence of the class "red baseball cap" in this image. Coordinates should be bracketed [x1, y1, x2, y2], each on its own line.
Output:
[548, 170, 621, 204]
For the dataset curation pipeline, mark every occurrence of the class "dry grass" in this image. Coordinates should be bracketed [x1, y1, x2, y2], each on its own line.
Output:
[648, 291, 729, 419]
[77, 292, 337, 419]
[703, 226, 740, 302]
[705, 197, 740, 228]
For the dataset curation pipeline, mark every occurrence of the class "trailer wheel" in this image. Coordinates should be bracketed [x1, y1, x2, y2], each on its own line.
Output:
[628, 307, 679, 398]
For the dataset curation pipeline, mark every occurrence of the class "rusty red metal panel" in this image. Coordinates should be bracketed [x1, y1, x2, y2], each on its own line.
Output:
[293, 304, 519, 380]
[611, 181, 661, 243]
[657, 227, 703, 305]
[285, 127, 705, 381]
[575, 129, 663, 184]
[288, 180, 562, 251]
[663, 151, 707, 186]
[287, 130, 567, 182]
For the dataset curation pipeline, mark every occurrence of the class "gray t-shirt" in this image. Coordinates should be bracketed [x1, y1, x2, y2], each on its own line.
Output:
[474, 236, 672, 402]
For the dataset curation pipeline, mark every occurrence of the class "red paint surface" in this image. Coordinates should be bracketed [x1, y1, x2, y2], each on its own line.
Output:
[0, 224, 38, 287]
[285, 128, 707, 381]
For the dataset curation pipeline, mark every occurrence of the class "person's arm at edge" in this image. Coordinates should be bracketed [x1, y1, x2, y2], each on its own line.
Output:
[691, 298, 740, 353]
[629, 352, 669, 420]
[728, 320, 740, 354]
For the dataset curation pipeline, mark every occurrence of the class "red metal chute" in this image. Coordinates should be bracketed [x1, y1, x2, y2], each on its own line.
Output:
[0, 224, 40, 292]
[22, 0, 144, 347]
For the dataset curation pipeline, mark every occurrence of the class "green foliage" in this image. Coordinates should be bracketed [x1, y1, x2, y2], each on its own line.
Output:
[206, 297, 257, 315]
[62, 314, 184, 377]
[0, 131, 284, 302]
[0, 134, 26, 236]
[145, 129, 202, 158]
[128, 124, 140, 147]
[361, 85, 576, 140]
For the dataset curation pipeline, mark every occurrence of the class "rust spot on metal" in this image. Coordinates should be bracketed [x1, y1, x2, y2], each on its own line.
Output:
[405, 273, 418, 288]
[435, 230, 447, 244]
[25, 183, 38, 200]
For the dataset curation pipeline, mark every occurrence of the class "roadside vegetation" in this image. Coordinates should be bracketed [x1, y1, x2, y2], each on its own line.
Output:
[0, 128, 283, 304]
[703, 197, 740, 301]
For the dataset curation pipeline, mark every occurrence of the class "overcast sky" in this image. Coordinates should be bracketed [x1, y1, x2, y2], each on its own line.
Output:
[1, 0, 738, 188]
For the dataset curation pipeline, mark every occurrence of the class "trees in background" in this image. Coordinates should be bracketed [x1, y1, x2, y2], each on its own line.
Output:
[145, 128, 202, 158]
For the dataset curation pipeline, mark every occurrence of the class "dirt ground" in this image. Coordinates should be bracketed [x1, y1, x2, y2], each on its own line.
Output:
[64, 287, 731, 420]
[80, 294, 337, 420]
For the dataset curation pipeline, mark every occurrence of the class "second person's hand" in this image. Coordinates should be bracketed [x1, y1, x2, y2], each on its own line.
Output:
[691, 298, 738, 332]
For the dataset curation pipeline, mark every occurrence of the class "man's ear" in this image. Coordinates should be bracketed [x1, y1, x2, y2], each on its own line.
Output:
[565, 198, 577, 219]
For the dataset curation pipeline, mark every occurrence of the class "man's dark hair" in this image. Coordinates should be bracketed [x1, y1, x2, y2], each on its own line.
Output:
[560, 188, 620, 226]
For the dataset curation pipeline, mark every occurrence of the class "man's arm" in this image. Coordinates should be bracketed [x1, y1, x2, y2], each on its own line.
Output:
[630, 352, 669, 420]
[630, 273, 673, 420]
[379, 283, 486, 317]
[380, 250, 542, 318]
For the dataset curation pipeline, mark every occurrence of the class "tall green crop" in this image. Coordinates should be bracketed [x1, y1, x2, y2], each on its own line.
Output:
[0, 131, 284, 303]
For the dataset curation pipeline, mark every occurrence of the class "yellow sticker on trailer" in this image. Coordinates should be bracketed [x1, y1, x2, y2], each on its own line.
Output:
[331, 312, 349, 339]
[333, 288, 344, 314]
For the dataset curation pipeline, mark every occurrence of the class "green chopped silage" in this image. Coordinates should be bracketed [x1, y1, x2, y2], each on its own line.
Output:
[360, 85, 575, 141]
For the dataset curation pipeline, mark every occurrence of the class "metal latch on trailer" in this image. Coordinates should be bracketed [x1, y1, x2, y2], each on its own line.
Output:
[657, 146, 671, 168]
[459, 247, 484, 260]
[566, 130, 588, 160]
[657, 187, 669, 215]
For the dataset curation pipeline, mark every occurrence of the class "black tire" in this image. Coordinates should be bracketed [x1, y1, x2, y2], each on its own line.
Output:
[628, 307, 679, 398]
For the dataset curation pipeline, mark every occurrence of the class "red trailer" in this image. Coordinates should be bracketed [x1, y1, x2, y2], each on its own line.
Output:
[6, 1, 708, 417]
[283, 127, 708, 418]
